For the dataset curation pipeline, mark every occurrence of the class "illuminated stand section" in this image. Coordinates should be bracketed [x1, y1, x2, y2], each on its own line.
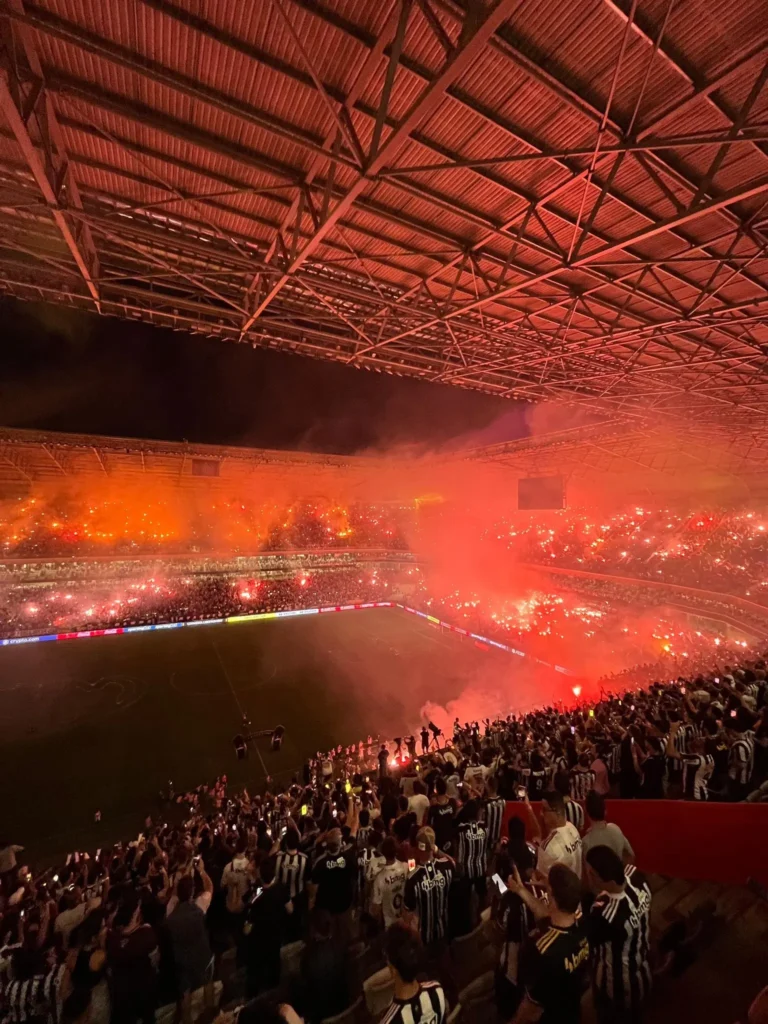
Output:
[0, 601, 576, 677]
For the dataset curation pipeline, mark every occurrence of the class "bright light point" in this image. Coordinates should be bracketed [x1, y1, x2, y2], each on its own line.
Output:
[572, 685, 581, 697]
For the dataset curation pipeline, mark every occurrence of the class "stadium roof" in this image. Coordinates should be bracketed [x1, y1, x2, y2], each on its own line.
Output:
[2, 0, 768, 449]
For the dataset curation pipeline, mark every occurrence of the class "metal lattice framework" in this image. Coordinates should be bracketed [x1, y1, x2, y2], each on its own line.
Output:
[2, 0, 768, 452]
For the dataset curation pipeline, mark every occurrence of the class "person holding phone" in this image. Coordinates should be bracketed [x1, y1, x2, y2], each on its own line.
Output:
[506, 863, 589, 1024]
[493, 819, 538, 1018]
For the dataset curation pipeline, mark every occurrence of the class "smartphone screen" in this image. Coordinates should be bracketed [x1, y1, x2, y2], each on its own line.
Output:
[492, 872, 507, 895]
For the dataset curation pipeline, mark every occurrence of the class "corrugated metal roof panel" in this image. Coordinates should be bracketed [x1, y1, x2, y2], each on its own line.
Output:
[0, 0, 766, 430]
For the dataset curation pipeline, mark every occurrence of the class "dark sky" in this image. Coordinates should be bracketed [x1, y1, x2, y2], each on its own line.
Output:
[0, 297, 527, 454]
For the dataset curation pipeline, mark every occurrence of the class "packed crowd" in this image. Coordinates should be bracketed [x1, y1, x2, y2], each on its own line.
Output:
[505, 506, 768, 601]
[1, 655, 766, 1024]
[0, 497, 409, 560]
[420, 576, 761, 680]
[0, 568, 404, 638]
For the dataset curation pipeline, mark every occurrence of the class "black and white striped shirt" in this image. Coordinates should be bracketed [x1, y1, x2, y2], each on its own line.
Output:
[563, 798, 585, 831]
[729, 731, 755, 785]
[570, 769, 595, 802]
[1, 963, 66, 1024]
[380, 981, 446, 1024]
[456, 821, 488, 880]
[483, 796, 506, 849]
[589, 864, 652, 1012]
[357, 825, 373, 850]
[681, 754, 714, 801]
[403, 858, 453, 945]
[676, 723, 701, 756]
[274, 850, 308, 900]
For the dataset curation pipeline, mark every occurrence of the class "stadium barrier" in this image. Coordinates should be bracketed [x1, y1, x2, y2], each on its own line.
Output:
[503, 800, 768, 885]
[0, 601, 397, 645]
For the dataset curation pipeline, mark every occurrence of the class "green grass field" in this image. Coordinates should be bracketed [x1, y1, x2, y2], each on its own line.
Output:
[0, 607, 550, 860]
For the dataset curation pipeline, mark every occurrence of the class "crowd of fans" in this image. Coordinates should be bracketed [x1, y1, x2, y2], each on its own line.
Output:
[1, 655, 766, 1024]
[0, 498, 410, 560]
[505, 507, 768, 602]
[0, 568, 405, 639]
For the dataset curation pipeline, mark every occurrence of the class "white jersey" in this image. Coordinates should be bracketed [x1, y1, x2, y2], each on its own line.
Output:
[371, 860, 410, 928]
[537, 822, 582, 878]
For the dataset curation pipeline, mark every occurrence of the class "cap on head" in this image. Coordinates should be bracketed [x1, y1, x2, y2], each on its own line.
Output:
[415, 826, 435, 856]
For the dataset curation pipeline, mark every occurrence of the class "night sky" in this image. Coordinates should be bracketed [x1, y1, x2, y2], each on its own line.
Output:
[0, 297, 527, 453]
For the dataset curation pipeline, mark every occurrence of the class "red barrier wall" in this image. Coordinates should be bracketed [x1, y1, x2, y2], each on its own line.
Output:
[503, 800, 768, 885]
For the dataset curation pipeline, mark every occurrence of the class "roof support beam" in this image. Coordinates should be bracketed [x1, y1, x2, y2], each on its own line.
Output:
[0, 0, 100, 309]
[369, 174, 768, 347]
[237, 0, 520, 335]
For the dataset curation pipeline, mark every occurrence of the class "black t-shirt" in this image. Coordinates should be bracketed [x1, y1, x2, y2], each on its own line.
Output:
[520, 921, 589, 1024]
[311, 848, 356, 914]
[378, 750, 389, 772]
[427, 800, 457, 852]
[403, 857, 454, 945]
[245, 881, 288, 949]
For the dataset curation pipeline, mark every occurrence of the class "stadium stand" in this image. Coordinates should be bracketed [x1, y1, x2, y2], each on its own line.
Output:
[1, 659, 766, 1024]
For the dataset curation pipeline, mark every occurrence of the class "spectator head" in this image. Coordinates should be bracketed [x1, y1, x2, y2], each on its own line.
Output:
[381, 836, 398, 862]
[384, 921, 423, 984]
[414, 826, 436, 863]
[235, 836, 247, 855]
[434, 776, 447, 797]
[463, 799, 479, 822]
[548, 863, 582, 915]
[176, 875, 195, 904]
[541, 790, 566, 829]
[586, 790, 606, 822]
[326, 828, 342, 854]
[585, 845, 625, 891]
[397, 795, 410, 814]
[359, 809, 370, 828]
[412, 780, 426, 797]
[284, 828, 300, 852]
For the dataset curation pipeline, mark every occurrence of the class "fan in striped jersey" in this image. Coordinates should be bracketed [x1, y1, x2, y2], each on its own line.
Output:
[585, 848, 652, 1018]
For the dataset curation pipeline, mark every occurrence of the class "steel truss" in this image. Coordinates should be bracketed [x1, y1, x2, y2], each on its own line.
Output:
[1, 0, 768, 460]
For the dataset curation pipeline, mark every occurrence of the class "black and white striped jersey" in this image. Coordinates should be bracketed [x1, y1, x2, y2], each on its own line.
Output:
[564, 798, 585, 831]
[273, 850, 308, 900]
[675, 723, 701, 756]
[681, 753, 714, 800]
[380, 981, 446, 1024]
[1, 963, 66, 1024]
[403, 857, 453, 945]
[588, 864, 652, 1012]
[483, 796, 506, 849]
[729, 731, 755, 785]
[570, 769, 595, 802]
[456, 820, 489, 880]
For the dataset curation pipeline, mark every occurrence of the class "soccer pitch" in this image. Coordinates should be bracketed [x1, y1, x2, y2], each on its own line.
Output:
[0, 606, 555, 856]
